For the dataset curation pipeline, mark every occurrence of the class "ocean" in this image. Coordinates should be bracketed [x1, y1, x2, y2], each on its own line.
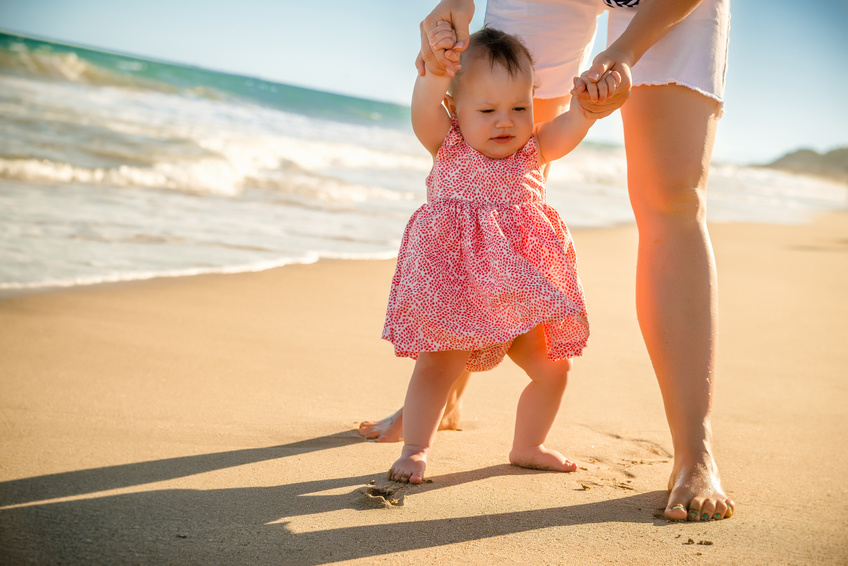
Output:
[1, 31, 845, 292]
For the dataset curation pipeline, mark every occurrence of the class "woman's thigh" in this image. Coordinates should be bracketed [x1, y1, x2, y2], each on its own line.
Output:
[487, 0, 730, 115]
[608, 0, 730, 111]
[621, 85, 721, 218]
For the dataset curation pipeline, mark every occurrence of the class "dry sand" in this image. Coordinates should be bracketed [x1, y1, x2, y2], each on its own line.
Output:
[1, 213, 846, 565]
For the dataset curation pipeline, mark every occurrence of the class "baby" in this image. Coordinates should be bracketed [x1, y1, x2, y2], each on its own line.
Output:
[381, 23, 620, 484]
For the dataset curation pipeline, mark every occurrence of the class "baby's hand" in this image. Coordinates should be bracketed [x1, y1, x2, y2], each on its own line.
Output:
[420, 20, 461, 75]
[430, 20, 461, 70]
[571, 70, 624, 119]
[573, 70, 621, 104]
[429, 20, 457, 52]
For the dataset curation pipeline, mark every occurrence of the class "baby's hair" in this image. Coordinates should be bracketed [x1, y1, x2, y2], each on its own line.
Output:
[449, 26, 534, 94]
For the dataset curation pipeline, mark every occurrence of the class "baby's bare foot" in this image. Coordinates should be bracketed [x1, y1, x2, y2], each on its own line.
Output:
[359, 404, 462, 443]
[509, 445, 577, 472]
[440, 401, 462, 431]
[359, 409, 403, 443]
[387, 444, 429, 484]
[665, 457, 735, 521]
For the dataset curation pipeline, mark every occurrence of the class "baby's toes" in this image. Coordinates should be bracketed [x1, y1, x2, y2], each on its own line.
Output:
[387, 467, 407, 482]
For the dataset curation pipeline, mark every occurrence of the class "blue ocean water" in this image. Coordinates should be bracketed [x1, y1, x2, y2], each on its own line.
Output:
[1, 31, 845, 291]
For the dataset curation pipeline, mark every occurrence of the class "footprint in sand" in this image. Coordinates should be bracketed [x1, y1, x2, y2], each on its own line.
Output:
[577, 429, 672, 491]
[357, 480, 408, 508]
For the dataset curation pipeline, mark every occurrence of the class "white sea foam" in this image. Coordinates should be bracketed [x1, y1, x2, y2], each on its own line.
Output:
[1, 60, 845, 292]
[0, 157, 242, 195]
[0, 249, 400, 292]
[707, 163, 847, 223]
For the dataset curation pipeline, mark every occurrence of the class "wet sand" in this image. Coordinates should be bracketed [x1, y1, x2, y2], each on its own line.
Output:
[1, 213, 847, 564]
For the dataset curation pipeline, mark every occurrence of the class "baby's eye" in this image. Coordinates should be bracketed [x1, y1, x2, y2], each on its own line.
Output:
[513, 106, 527, 112]
[480, 109, 494, 114]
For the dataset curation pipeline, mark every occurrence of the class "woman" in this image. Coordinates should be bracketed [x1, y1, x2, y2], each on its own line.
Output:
[361, 0, 734, 522]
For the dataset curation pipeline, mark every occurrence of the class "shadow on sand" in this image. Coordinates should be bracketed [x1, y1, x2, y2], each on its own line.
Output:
[0, 430, 670, 564]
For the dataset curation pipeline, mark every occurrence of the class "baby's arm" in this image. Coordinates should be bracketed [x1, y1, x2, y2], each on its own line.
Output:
[411, 22, 455, 157]
[536, 71, 622, 163]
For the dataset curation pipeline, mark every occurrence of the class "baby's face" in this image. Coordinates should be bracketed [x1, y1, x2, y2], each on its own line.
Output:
[447, 57, 535, 160]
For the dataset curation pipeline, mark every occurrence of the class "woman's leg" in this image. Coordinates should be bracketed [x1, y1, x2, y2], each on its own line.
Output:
[621, 84, 734, 521]
[387, 350, 470, 484]
[534, 96, 571, 123]
[506, 326, 576, 472]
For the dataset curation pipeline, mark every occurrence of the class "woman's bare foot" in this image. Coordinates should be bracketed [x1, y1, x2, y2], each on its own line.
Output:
[387, 444, 429, 484]
[359, 403, 462, 443]
[664, 455, 735, 521]
[509, 445, 577, 472]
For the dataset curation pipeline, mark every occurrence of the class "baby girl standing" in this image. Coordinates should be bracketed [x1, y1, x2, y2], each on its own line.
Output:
[381, 24, 620, 484]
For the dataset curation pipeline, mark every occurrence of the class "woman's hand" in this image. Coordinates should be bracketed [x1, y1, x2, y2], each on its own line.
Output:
[415, 0, 476, 77]
[570, 50, 633, 118]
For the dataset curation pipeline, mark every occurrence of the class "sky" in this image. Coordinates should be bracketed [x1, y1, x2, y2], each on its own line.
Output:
[1, 0, 847, 164]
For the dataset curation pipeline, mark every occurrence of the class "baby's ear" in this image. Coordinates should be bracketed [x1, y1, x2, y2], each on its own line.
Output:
[443, 94, 457, 117]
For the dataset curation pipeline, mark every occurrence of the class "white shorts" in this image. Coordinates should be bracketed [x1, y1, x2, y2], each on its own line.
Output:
[485, 0, 730, 105]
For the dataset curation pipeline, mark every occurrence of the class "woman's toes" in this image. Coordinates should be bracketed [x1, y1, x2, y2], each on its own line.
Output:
[688, 497, 706, 521]
[665, 503, 688, 520]
[713, 499, 728, 519]
[700, 500, 717, 522]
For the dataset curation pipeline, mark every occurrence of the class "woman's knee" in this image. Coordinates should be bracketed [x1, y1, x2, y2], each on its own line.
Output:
[630, 182, 708, 224]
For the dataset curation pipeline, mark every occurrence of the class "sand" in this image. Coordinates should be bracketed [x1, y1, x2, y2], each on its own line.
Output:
[1, 213, 846, 565]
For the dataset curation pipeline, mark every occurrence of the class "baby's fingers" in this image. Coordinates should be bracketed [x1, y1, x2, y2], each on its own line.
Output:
[429, 21, 455, 46]
[595, 74, 612, 102]
[572, 76, 588, 93]
[429, 20, 454, 34]
[608, 70, 623, 88]
[430, 29, 457, 52]
[599, 73, 618, 102]
[429, 20, 460, 64]
[591, 70, 622, 103]
[582, 79, 601, 103]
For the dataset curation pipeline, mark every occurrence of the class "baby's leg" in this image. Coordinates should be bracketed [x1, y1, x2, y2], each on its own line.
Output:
[387, 350, 470, 484]
[358, 408, 403, 443]
[506, 326, 577, 472]
[358, 370, 472, 442]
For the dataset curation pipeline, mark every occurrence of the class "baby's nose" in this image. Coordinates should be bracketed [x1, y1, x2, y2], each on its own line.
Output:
[495, 113, 513, 127]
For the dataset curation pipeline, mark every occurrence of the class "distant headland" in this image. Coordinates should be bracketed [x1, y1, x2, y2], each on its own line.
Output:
[760, 147, 848, 185]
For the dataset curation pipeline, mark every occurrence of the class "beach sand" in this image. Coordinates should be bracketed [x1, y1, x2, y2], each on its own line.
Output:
[1, 213, 846, 565]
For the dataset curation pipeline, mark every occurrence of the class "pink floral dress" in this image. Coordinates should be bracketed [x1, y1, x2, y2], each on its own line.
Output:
[382, 121, 589, 372]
